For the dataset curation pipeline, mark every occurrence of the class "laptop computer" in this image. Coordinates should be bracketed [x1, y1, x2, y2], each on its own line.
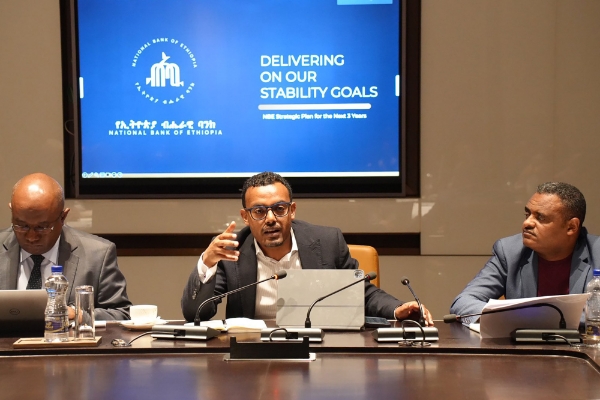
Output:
[0, 290, 47, 336]
[276, 269, 365, 330]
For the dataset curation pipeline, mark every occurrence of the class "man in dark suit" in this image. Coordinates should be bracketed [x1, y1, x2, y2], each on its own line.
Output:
[0, 173, 131, 320]
[182, 171, 433, 324]
[450, 182, 599, 325]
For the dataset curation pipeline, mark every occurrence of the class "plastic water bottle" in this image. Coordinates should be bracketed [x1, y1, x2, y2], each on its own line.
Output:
[585, 269, 600, 345]
[44, 265, 69, 342]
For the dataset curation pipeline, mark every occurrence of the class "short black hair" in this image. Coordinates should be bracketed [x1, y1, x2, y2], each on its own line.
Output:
[241, 172, 293, 208]
[536, 182, 586, 225]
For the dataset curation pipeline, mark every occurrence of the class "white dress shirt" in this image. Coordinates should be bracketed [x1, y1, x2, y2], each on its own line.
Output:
[17, 236, 61, 290]
[197, 228, 302, 319]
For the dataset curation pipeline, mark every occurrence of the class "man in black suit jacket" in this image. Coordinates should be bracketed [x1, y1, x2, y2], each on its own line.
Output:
[181, 172, 433, 324]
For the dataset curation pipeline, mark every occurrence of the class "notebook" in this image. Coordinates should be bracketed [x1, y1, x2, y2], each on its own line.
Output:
[0, 290, 47, 336]
[276, 269, 365, 330]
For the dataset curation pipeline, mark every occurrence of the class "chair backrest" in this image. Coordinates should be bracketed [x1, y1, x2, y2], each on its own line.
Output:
[347, 245, 380, 288]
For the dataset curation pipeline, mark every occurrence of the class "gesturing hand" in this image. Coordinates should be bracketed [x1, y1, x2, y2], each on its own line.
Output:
[202, 221, 240, 267]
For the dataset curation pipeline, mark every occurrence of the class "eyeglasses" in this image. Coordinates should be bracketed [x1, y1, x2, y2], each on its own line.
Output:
[244, 202, 292, 221]
[12, 210, 65, 234]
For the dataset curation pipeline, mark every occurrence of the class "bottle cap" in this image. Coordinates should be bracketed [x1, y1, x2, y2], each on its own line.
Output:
[594, 269, 600, 277]
[51, 265, 64, 274]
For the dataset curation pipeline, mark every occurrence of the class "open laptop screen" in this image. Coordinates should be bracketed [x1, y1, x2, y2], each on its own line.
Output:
[0, 290, 46, 336]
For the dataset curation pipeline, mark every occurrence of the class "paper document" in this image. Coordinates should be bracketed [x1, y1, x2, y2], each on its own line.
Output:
[199, 318, 267, 333]
[468, 323, 480, 333]
[479, 294, 587, 338]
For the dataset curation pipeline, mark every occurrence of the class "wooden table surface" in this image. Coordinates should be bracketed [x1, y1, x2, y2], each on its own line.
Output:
[0, 321, 598, 399]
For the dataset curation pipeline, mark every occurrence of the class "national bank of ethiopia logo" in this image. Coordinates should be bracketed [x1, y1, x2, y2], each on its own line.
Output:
[132, 38, 197, 104]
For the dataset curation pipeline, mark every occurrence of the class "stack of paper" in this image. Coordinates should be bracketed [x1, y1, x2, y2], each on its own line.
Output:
[200, 318, 267, 333]
[478, 294, 587, 338]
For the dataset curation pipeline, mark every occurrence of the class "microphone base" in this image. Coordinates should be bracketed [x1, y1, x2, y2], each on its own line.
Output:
[510, 329, 581, 344]
[260, 328, 323, 342]
[151, 325, 220, 341]
[372, 327, 439, 342]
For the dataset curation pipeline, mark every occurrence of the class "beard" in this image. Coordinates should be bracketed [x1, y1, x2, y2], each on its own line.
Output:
[262, 237, 284, 247]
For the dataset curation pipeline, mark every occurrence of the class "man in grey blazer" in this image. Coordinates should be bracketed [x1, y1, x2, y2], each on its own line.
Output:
[450, 182, 599, 325]
[182, 171, 433, 324]
[0, 173, 131, 320]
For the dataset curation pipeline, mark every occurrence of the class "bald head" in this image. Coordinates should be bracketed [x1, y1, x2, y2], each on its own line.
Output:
[10, 173, 68, 255]
[11, 173, 64, 213]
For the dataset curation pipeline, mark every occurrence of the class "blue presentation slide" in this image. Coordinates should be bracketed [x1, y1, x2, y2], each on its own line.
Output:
[77, 0, 400, 178]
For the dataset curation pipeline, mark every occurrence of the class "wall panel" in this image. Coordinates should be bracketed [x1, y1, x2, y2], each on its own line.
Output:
[1, 0, 600, 321]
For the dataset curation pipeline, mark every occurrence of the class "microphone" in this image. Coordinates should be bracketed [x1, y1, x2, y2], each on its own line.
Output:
[193, 270, 287, 325]
[444, 303, 580, 344]
[304, 271, 377, 329]
[400, 276, 425, 326]
[371, 275, 439, 343]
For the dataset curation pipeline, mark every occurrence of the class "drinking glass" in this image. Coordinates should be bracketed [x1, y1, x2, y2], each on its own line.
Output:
[74, 285, 95, 340]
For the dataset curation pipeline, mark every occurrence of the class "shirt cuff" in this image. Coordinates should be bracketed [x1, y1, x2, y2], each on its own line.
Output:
[392, 304, 403, 320]
[196, 252, 218, 284]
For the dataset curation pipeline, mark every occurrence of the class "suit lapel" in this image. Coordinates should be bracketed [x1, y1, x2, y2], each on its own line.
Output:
[519, 250, 538, 298]
[237, 237, 258, 318]
[0, 232, 21, 290]
[58, 226, 80, 302]
[570, 235, 592, 293]
[294, 223, 324, 270]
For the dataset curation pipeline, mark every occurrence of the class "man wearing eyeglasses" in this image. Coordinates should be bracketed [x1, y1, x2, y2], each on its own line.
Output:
[0, 173, 131, 320]
[182, 171, 433, 324]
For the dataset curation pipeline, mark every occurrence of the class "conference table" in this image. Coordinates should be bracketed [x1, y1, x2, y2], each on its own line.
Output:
[0, 321, 599, 400]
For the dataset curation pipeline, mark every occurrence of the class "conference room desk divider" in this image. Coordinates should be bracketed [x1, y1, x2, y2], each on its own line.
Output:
[0, 322, 598, 399]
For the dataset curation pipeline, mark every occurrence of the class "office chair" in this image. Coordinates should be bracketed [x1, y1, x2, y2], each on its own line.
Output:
[347, 245, 380, 288]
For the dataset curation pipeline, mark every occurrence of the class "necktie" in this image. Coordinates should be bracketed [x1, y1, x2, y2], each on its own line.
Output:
[26, 255, 45, 290]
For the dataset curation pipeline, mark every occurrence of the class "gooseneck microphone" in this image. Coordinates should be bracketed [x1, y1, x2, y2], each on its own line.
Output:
[193, 270, 287, 325]
[304, 271, 377, 328]
[443, 302, 566, 328]
[443, 303, 582, 343]
[371, 275, 439, 343]
[400, 276, 425, 326]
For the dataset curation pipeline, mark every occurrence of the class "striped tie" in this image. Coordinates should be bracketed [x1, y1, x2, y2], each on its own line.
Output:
[26, 255, 45, 290]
